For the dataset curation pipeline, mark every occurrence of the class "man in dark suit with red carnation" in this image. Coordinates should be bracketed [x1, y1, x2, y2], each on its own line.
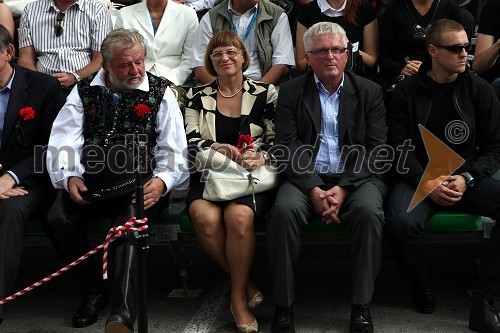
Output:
[0, 24, 65, 325]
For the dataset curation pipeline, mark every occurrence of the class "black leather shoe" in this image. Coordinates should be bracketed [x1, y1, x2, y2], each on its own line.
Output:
[72, 292, 108, 328]
[469, 293, 500, 333]
[271, 305, 295, 333]
[411, 281, 436, 314]
[350, 304, 373, 333]
[105, 314, 133, 333]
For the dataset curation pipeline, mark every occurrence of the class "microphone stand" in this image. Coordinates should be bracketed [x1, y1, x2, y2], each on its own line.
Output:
[134, 171, 149, 333]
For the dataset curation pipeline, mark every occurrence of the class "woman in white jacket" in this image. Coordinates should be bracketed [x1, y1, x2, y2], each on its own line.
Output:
[115, 0, 199, 86]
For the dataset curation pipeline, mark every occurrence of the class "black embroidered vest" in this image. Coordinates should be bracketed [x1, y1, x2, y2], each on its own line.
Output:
[78, 72, 168, 174]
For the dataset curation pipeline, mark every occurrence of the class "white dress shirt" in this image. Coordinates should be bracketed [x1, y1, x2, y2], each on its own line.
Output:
[190, 1, 295, 80]
[46, 69, 189, 194]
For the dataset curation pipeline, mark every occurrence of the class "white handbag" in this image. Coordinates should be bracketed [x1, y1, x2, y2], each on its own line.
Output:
[195, 149, 280, 203]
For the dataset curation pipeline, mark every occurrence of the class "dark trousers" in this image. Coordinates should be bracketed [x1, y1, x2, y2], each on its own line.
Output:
[44, 191, 135, 298]
[0, 184, 54, 319]
[44, 190, 167, 321]
[385, 178, 500, 300]
[267, 178, 387, 306]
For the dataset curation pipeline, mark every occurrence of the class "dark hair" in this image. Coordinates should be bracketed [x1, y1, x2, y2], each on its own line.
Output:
[425, 19, 465, 47]
[204, 30, 250, 77]
[0, 24, 13, 53]
[344, 0, 360, 25]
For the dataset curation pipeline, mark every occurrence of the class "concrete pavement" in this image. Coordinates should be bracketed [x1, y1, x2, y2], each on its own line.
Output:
[0, 236, 485, 333]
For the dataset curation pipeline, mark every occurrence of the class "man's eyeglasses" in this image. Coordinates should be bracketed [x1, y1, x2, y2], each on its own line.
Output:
[307, 47, 347, 57]
[209, 49, 241, 60]
[433, 44, 470, 54]
[54, 12, 65, 37]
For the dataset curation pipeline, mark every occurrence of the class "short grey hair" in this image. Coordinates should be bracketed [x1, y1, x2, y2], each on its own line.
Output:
[303, 22, 349, 53]
[101, 28, 147, 63]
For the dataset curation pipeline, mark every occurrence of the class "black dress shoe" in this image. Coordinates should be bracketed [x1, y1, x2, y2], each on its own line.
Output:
[469, 293, 500, 333]
[350, 304, 373, 333]
[271, 305, 295, 333]
[411, 281, 436, 314]
[72, 292, 108, 328]
[105, 314, 133, 333]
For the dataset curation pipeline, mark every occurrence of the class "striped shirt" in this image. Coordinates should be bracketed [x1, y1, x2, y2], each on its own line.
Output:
[18, 0, 112, 75]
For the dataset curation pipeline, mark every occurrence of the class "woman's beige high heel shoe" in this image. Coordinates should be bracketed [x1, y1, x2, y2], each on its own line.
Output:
[247, 291, 264, 310]
[230, 304, 258, 333]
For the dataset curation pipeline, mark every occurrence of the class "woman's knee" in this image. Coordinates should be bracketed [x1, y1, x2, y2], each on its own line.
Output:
[224, 204, 254, 237]
[190, 202, 222, 237]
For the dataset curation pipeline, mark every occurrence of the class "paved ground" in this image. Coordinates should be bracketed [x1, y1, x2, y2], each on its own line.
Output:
[0, 234, 488, 333]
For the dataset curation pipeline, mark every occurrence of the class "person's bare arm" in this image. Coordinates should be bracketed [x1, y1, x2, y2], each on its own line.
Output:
[295, 23, 308, 73]
[53, 51, 103, 89]
[260, 64, 289, 85]
[194, 66, 216, 85]
[360, 19, 378, 69]
[0, 4, 14, 39]
[17, 46, 37, 71]
[472, 33, 500, 74]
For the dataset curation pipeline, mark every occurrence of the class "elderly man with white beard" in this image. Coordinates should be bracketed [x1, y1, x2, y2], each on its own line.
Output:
[45, 28, 189, 332]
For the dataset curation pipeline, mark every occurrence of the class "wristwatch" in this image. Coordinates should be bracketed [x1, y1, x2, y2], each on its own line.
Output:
[460, 172, 475, 187]
[262, 151, 271, 165]
[70, 72, 82, 83]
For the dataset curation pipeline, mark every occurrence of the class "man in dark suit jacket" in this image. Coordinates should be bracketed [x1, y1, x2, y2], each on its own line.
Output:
[0, 24, 65, 325]
[267, 22, 388, 333]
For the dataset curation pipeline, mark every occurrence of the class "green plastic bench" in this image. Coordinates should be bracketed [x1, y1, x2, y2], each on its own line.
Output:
[178, 210, 483, 234]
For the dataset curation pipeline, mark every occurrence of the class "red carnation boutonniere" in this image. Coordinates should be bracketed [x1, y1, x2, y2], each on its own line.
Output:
[236, 134, 254, 153]
[134, 104, 151, 118]
[18, 106, 36, 121]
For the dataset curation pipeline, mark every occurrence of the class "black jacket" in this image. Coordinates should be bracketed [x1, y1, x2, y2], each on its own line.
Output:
[272, 70, 387, 194]
[387, 60, 500, 187]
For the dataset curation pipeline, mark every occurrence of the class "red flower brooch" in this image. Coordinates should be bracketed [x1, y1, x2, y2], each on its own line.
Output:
[237, 134, 253, 153]
[19, 107, 36, 121]
[134, 104, 151, 117]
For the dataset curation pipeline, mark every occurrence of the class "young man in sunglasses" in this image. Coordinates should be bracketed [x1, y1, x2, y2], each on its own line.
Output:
[386, 18, 500, 333]
[16, 0, 112, 94]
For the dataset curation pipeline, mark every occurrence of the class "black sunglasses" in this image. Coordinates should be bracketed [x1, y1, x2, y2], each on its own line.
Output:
[55, 12, 65, 37]
[433, 43, 470, 54]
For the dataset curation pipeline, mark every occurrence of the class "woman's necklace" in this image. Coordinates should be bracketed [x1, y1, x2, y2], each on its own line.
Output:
[405, 0, 441, 39]
[217, 80, 243, 98]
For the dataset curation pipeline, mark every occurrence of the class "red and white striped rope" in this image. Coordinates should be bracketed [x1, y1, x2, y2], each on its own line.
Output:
[0, 217, 148, 305]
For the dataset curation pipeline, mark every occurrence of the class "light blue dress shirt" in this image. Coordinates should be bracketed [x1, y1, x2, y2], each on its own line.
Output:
[0, 70, 20, 185]
[314, 73, 345, 175]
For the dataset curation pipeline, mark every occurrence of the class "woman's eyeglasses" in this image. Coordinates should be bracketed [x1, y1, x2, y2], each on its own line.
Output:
[54, 12, 65, 37]
[307, 47, 347, 57]
[433, 44, 470, 54]
[209, 49, 241, 60]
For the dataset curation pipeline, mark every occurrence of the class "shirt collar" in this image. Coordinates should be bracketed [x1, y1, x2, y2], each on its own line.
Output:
[228, 0, 258, 15]
[0, 68, 15, 93]
[48, 0, 82, 13]
[90, 68, 150, 92]
[314, 73, 344, 96]
[317, 0, 346, 16]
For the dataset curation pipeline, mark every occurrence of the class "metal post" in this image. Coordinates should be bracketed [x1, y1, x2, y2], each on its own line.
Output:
[134, 172, 148, 333]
